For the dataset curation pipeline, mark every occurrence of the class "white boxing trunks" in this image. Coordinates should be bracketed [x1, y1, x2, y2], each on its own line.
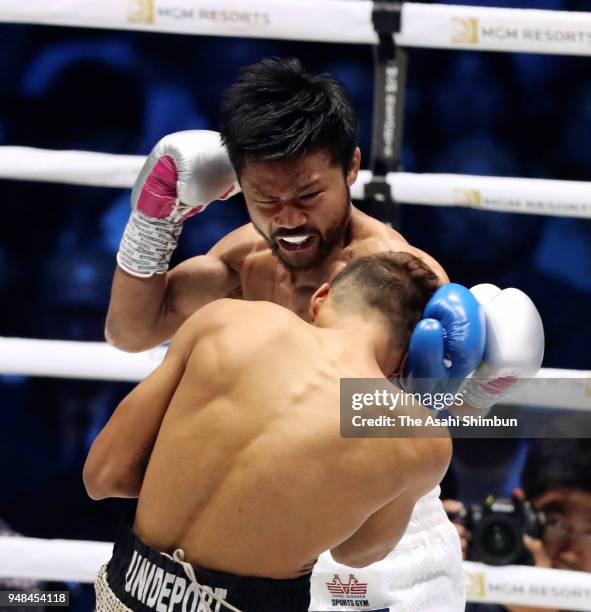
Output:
[309, 486, 465, 612]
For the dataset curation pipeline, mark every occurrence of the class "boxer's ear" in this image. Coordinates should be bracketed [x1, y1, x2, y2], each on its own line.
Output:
[346, 148, 361, 186]
[309, 283, 331, 322]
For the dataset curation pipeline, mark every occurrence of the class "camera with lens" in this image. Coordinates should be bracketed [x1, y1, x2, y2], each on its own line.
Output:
[458, 495, 545, 566]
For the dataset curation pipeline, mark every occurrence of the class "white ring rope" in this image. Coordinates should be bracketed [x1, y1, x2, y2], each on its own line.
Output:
[461, 561, 591, 610]
[354, 170, 591, 219]
[0, 337, 166, 383]
[1, 337, 589, 410]
[2, 147, 591, 219]
[0, 536, 589, 611]
[2, 6, 589, 611]
[0, 147, 144, 189]
[2, 1, 591, 56]
[0, 536, 112, 584]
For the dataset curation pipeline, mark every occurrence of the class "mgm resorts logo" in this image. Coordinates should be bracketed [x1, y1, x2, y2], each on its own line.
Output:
[451, 17, 480, 43]
[128, 0, 154, 24]
[465, 570, 487, 598]
[453, 188, 482, 206]
[127, 2, 271, 26]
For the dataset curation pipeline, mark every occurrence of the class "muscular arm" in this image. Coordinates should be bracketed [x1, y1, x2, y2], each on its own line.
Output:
[330, 491, 417, 567]
[84, 301, 232, 500]
[330, 436, 452, 567]
[105, 225, 255, 352]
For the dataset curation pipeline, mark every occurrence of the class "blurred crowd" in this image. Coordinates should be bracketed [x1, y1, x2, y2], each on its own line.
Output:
[1, 1, 591, 609]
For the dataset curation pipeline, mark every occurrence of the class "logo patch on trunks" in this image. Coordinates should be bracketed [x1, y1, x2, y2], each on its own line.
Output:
[326, 574, 371, 608]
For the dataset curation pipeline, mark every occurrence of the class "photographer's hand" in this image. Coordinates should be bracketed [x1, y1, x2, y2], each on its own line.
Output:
[522, 534, 552, 569]
[503, 489, 556, 612]
[503, 536, 554, 611]
[442, 499, 470, 560]
[513, 487, 552, 569]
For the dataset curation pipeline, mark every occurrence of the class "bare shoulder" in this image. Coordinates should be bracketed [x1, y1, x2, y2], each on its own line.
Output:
[347, 208, 449, 283]
[350, 206, 408, 244]
[393, 243, 449, 284]
[178, 298, 285, 338]
[175, 299, 298, 369]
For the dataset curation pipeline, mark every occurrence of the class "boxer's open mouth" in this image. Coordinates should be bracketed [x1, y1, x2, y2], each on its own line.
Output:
[276, 234, 317, 252]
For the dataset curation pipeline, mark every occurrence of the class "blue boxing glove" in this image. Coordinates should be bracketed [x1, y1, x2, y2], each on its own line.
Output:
[403, 283, 486, 396]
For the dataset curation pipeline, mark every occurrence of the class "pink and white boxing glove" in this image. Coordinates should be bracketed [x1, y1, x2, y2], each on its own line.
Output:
[461, 284, 544, 411]
[117, 130, 240, 278]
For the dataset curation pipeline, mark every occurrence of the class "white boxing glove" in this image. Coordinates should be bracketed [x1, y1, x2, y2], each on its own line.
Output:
[117, 130, 240, 278]
[461, 284, 544, 410]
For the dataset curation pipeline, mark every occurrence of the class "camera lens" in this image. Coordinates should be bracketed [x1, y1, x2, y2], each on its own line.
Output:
[468, 496, 541, 566]
[482, 522, 518, 558]
[473, 516, 524, 565]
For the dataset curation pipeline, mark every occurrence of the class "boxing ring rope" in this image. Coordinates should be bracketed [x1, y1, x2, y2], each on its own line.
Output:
[2, 147, 591, 219]
[1, 337, 590, 410]
[0, 536, 590, 611]
[2, 3, 591, 611]
[3, 0, 591, 56]
[0, 147, 144, 188]
[0, 337, 166, 382]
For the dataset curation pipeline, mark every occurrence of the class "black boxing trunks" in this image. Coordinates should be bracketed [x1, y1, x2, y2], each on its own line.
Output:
[95, 522, 312, 612]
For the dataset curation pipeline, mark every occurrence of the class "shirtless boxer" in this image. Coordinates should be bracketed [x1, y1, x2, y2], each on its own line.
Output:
[86, 252, 453, 612]
[106, 57, 544, 610]
[108, 57, 541, 410]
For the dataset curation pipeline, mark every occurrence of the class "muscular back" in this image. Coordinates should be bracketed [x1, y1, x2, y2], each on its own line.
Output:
[133, 300, 450, 579]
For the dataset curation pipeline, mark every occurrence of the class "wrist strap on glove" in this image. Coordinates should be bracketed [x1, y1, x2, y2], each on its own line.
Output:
[117, 210, 183, 278]
[460, 375, 518, 411]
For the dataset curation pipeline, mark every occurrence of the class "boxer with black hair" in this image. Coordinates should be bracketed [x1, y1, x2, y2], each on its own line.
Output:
[107, 57, 544, 610]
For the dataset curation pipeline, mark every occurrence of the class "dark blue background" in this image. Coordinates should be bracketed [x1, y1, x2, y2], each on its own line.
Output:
[1, 1, 590, 607]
